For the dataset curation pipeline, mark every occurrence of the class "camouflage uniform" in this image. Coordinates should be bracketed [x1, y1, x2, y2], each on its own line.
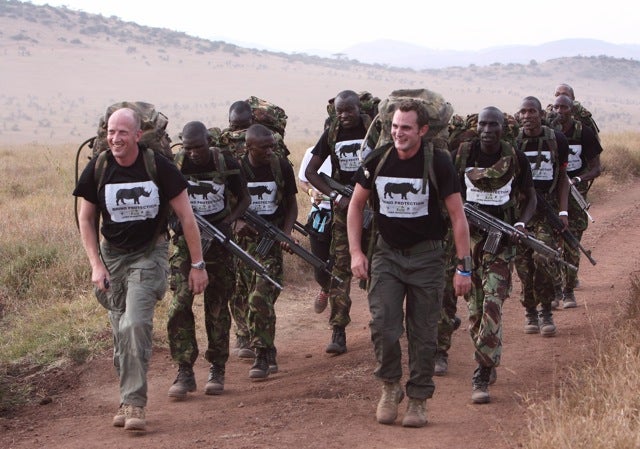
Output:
[436, 230, 458, 357]
[167, 236, 234, 368]
[468, 231, 514, 366]
[562, 182, 589, 290]
[328, 207, 355, 328]
[233, 233, 284, 349]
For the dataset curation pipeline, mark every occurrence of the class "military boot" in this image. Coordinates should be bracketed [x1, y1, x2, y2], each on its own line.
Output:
[204, 364, 225, 395]
[402, 398, 427, 428]
[433, 351, 448, 376]
[471, 365, 492, 404]
[539, 306, 557, 337]
[562, 289, 577, 309]
[168, 363, 196, 399]
[249, 348, 269, 380]
[376, 381, 404, 425]
[267, 347, 278, 374]
[524, 307, 540, 334]
[325, 326, 347, 354]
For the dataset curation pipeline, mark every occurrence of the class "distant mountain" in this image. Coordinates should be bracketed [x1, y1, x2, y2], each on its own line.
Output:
[341, 39, 640, 69]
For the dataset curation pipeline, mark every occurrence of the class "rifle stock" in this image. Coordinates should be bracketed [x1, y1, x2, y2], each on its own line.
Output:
[193, 213, 282, 290]
[568, 175, 595, 223]
[319, 173, 374, 229]
[535, 192, 597, 266]
[242, 209, 343, 285]
[463, 202, 577, 272]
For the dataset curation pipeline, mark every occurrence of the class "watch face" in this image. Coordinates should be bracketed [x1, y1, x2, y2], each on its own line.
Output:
[192, 261, 206, 270]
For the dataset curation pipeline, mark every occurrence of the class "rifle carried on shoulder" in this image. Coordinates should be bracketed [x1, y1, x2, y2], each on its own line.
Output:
[319, 172, 374, 229]
[242, 209, 343, 285]
[194, 212, 283, 290]
[535, 192, 597, 266]
[568, 175, 595, 223]
[463, 202, 577, 272]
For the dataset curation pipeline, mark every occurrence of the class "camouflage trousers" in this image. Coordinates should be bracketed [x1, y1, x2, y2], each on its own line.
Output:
[437, 233, 459, 355]
[465, 232, 515, 367]
[514, 209, 562, 308]
[328, 206, 369, 328]
[559, 188, 589, 291]
[232, 233, 283, 350]
[167, 236, 234, 369]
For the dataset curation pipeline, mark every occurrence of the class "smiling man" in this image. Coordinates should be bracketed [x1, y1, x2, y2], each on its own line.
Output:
[347, 99, 471, 427]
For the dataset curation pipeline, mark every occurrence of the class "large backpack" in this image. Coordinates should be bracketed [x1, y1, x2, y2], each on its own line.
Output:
[325, 91, 381, 128]
[246, 96, 288, 137]
[89, 101, 173, 159]
[447, 112, 520, 152]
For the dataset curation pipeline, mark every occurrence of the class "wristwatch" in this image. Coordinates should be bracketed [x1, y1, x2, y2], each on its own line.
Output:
[190, 260, 206, 270]
[455, 255, 473, 272]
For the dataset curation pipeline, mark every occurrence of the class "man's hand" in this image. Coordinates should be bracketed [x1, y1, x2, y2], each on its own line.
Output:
[350, 250, 369, 281]
[189, 268, 209, 294]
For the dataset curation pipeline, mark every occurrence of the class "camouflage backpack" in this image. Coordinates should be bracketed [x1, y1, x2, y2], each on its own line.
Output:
[447, 112, 520, 152]
[246, 96, 288, 137]
[89, 101, 173, 160]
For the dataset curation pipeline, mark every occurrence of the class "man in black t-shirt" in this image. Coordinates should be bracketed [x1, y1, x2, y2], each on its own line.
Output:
[305, 90, 375, 355]
[166, 121, 250, 399]
[74, 108, 208, 432]
[348, 99, 471, 428]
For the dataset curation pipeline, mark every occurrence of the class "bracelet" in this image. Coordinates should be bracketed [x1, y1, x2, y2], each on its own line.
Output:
[574, 176, 581, 184]
[558, 211, 569, 217]
[455, 268, 472, 277]
[308, 188, 314, 197]
[513, 222, 526, 228]
[334, 194, 343, 204]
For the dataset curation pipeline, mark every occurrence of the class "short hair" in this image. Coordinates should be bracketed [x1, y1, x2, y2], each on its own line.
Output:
[555, 83, 575, 100]
[335, 90, 360, 104]
[396, 99, 429, 127]
[245, 123, 273, 141]
[522, 96, 543, 112]
[480, 106, 504, 125]
[181, 121, 208, 140]
[110, 107, 141, 131]
[228, 100, 252, 116]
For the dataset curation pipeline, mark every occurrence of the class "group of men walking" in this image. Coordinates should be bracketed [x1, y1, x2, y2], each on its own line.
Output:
[73, 83, 601, 431]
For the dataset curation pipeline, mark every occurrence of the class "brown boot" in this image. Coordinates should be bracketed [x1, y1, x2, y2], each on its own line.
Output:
[376, 381, 404, 425]
[402, 398, 427, 428]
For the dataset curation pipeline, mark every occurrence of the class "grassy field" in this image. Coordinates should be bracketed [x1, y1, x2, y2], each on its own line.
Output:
[1, 133, 640, 447]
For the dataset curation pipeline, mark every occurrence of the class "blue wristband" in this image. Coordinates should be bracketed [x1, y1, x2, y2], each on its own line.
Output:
[455, 268, 472, 277]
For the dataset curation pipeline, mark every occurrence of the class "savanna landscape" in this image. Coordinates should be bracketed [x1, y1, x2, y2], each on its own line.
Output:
[2, 1, 640, 448]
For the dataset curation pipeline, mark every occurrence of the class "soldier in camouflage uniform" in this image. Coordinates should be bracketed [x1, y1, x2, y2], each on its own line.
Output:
[550, 94, 602, 308]
[304, 90, 375, 355]
[514, 97, 570, 338]
[167, 121, 250, 399]
[452, 106, 536, 404]
[217, 100, 291, 359]
[234, 124, 298, 379]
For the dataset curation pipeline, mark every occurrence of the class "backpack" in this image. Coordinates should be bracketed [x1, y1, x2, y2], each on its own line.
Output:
[545, 101, 600, 142]
[246, 96, 288, 137]
[516, 125, 559, 194]
[448, 112, 520, 152]
[89, 101, 173, 160]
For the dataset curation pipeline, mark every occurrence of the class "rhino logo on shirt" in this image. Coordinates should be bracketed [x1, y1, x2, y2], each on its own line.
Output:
[115, 187, 151, 205]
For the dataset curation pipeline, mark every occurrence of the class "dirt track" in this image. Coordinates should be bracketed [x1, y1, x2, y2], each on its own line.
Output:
[2, 180, 638, 449]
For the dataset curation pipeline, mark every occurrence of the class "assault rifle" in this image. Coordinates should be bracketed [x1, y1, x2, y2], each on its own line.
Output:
[194, 213, 282, 290]
[568, 175, 595, 223]
[319, 172, 374, 229]
[463, 202, 577, 272]
[535, 192, 597, 266]
[242, 209, 343, 285]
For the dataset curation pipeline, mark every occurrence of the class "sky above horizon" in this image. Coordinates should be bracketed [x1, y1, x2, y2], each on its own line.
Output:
[27, 0, 638, 54]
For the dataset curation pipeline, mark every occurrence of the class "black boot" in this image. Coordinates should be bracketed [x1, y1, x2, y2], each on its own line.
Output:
[325, 326, 347, 354]
[471, 365, 492, 404]
[249, 348, 269, 379]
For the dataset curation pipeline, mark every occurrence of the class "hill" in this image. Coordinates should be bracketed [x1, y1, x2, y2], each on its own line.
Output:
[1, 0, 640, 147]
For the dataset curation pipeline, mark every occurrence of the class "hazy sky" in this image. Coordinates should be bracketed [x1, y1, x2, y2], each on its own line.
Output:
[27, 0, 638, 53]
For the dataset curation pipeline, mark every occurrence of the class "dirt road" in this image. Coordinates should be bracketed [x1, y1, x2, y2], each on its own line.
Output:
[2, 180, 638, 449]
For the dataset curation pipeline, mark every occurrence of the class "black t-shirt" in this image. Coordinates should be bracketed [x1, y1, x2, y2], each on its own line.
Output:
[180, 151, 245, 223]
[563, 122, 603, 178]
[73, 149, 188, 249]
[452, 141, 534, 221]
[354, 145, 460, 248]
[311, 119, 372, 186]
[519, 128, 569, 193]
[242, 156, 297, 226]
